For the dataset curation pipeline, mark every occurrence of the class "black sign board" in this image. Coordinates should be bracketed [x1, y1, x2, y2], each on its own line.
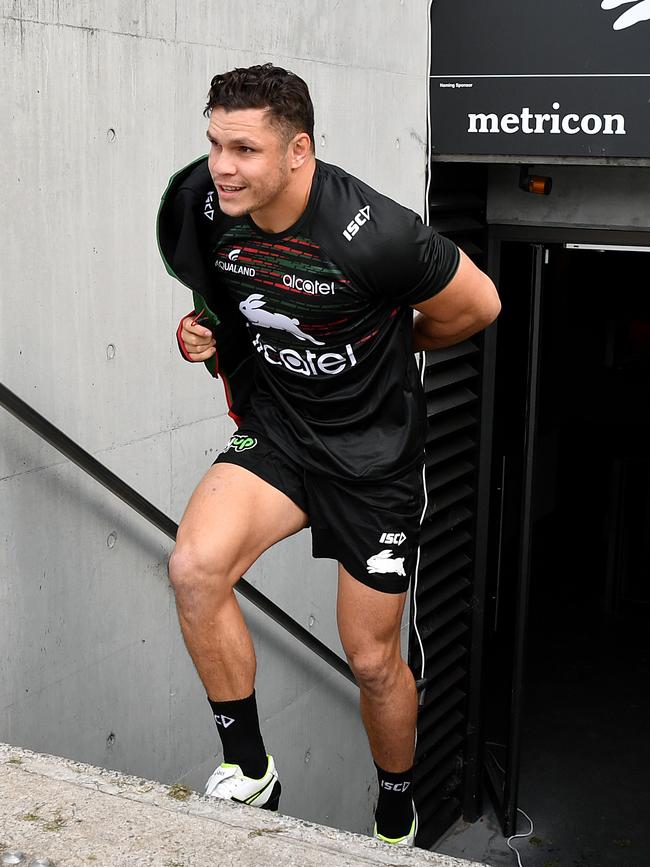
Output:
[430, 0, 650, 158]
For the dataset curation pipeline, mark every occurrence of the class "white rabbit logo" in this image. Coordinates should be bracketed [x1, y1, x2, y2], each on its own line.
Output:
[366, 549, 406, 577]
[601, 0, 650, 29]
[239, 294, 325, 345]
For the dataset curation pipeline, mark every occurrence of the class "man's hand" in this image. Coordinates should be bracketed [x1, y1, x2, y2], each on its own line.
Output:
[412, 249, 500, 352]
[601, 0, 650, 30]
[179, 314, 217, 362]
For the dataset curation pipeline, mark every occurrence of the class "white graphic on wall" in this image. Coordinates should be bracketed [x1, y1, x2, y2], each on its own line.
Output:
[366, 549, 406, 577]
[601, 0, 650, 30]
[239, 294, 325, 345]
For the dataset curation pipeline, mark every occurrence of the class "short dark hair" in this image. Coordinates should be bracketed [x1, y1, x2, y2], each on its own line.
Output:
[205, 63, 314, 150]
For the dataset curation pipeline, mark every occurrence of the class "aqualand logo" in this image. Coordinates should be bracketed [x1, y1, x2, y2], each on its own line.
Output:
[216, 252, 256, 277]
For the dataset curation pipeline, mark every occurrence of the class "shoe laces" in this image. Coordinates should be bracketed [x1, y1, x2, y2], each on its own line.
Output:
[205, 763, 240, 797]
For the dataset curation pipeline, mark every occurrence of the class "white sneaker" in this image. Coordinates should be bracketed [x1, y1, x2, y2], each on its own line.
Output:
[373, 801, 418, 847]
[204, 755, 281, 810]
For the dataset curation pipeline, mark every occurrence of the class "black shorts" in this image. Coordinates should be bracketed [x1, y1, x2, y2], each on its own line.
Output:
[214, 428, 425, 594]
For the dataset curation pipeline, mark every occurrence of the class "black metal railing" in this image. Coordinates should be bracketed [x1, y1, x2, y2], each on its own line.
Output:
[0, 382, 355, 684]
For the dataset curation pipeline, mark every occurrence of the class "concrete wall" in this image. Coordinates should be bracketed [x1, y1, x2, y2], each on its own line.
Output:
[487, 163, 650, 230]
[0, 0, 430, 835]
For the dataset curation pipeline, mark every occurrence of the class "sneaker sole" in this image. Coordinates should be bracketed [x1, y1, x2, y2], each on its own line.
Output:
[261, 780, 281, 811]
[232, 779, 281, 811]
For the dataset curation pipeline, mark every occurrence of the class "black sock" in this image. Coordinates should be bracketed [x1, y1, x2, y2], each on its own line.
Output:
[374, 763, 415, 839]
[208, 691, 268, 778]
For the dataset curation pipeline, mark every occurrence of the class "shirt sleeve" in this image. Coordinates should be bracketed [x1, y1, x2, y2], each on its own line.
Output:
[303, 163, 462, 308]
[369, 205, 461, 306]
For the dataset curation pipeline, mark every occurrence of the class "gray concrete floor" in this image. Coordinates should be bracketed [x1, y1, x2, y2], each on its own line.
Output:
[433, 801, 518, 867]
[0, 743, 488, 867]
[433, 608, 650, 867]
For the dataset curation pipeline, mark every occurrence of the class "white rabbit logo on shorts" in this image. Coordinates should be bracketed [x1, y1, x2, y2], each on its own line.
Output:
[366, 549, 406, 577]
[239, 294, 325, 346]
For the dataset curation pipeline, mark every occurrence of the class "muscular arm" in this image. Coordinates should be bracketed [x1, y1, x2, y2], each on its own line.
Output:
[412, 249, 501, 352]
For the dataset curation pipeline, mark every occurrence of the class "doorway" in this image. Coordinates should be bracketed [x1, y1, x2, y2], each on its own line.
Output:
[481, 238, 650, 866]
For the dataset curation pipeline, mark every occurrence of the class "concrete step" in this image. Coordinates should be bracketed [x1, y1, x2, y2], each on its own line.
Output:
[0, 743, 488, 867]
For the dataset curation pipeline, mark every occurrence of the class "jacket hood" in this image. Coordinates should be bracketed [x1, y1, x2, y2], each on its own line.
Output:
[157, 156, 254, 422]
[157, 156, 216, 302]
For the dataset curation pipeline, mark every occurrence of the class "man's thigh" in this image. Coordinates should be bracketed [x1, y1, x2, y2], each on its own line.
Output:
[175, 462, 309, 581]
[336, 564, 407, 658]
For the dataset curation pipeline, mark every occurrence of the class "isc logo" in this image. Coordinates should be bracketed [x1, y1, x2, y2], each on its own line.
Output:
[204, 190, 215, 221]
[380, 532, 406, 546]
[342, 205, 371, 241]
[380, 780, 411, 792]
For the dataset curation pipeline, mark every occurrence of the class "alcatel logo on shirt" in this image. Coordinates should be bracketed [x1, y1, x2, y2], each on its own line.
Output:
[282, 273, 336, 295]
[252, 332, 358, 377]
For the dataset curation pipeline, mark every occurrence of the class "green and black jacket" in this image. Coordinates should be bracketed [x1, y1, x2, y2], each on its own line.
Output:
[157, 156, 253, 425]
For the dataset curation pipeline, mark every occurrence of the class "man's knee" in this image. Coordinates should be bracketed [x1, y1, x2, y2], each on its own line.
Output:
[346, 645, 403, 694]
[167, 542, 234, 605]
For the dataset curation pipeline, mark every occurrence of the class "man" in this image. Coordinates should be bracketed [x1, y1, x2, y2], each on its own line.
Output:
[157, 63, 500, 847]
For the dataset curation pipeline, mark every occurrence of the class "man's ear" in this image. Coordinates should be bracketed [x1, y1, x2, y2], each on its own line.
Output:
[289, 132, 313, 169]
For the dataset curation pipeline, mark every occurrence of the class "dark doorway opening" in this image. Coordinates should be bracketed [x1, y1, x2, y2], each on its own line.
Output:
[483, 240, 650, 866]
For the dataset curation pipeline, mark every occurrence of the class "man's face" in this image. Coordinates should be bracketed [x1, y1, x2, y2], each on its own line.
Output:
[206, 107, 292, 219]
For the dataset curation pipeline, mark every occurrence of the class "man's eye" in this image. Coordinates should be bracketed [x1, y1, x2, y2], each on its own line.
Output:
[240, 146, 253, 153]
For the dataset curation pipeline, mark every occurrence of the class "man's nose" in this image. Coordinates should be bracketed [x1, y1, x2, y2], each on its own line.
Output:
[210, 148, 236, 176]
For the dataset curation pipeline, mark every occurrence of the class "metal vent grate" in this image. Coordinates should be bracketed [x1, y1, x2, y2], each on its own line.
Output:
[411, 339, 483, 849]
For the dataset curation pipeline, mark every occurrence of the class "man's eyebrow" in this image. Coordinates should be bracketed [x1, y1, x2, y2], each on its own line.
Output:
[205, 131, 259, 147]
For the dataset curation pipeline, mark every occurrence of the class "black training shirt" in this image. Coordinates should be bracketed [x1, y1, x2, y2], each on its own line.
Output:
[196, 159, 459, 480]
